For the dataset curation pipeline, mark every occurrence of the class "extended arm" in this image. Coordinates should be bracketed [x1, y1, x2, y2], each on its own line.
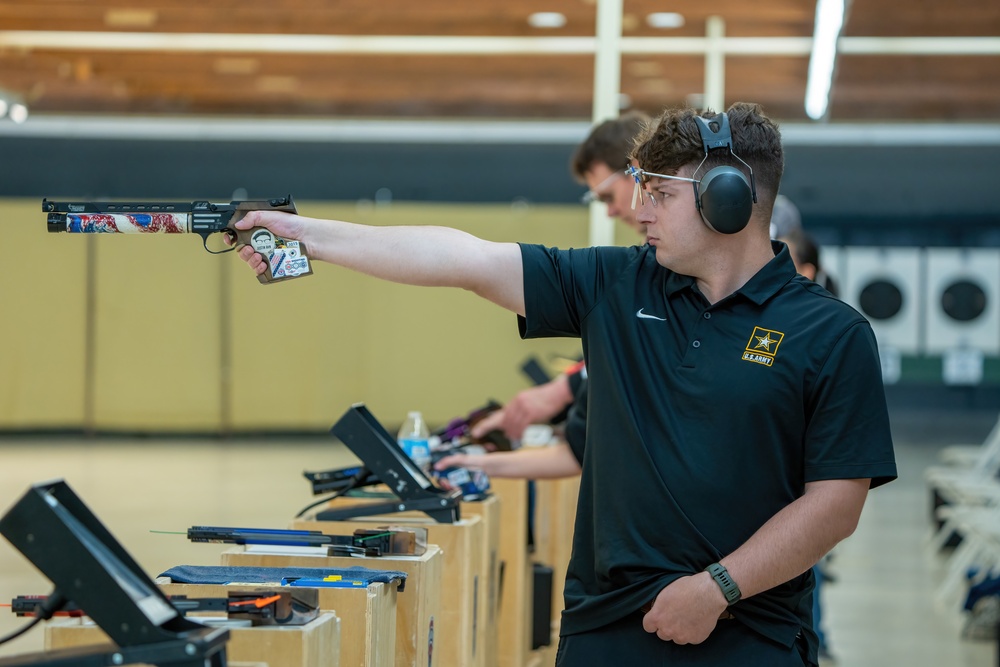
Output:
[236, 211, 526, 314]
[643, 478, 869, 644]
[470, 374, 576, 440]
[434, 442, 582, 479]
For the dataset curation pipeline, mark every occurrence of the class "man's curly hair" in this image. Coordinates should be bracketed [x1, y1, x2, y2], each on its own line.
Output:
[630, 102, 784, 202]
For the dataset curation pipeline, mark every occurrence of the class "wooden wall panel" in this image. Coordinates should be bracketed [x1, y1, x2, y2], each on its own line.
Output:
[0, 200, 88, 428]
[90, 234, 223, 431]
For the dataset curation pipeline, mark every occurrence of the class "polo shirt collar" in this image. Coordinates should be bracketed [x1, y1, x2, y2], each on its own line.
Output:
[662, 240, 797, 305]
[739, 241, 798, 305]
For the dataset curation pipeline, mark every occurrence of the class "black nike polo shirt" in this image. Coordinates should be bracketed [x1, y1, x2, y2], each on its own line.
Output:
[517, 241, 897, 656]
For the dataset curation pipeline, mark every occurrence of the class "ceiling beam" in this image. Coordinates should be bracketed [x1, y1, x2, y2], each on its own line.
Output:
[3, 115, 999, 146]
[2, 31, 999, 56]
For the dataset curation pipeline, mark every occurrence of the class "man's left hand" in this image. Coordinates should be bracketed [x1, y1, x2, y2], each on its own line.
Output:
[641, 572, 730, 644]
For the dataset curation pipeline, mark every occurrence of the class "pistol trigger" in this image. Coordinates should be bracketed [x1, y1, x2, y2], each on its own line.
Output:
[201, 230, 236, 255]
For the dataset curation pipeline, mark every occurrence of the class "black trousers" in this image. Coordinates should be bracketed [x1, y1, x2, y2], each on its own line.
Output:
[555, 613, 812, 667]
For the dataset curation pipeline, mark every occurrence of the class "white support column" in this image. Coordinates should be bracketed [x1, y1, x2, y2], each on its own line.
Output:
[704, 16, 726, 113]
[588, 0, 623, 248]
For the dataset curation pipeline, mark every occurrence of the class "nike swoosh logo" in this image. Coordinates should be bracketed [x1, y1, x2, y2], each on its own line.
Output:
[636, 308, 666, 321]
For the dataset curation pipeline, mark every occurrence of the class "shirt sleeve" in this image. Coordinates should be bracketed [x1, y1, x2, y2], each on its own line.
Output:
[804, 321, 898, 489]
[517, 243, 640, 340]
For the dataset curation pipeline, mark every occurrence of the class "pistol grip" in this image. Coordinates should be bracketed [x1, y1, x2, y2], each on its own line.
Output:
[234, 227, 313, 284]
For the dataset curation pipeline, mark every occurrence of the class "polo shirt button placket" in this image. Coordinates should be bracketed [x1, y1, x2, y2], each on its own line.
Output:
[703, 312, 711, 320]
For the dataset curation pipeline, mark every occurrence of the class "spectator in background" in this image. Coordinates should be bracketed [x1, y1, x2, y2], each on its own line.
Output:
[573, 111, 650, 235]
[769, 193, 802, 240]
[780, 229, 838, 297]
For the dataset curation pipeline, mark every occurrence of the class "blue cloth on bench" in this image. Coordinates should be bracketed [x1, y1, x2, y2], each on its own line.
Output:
[159, 565, 407, 592]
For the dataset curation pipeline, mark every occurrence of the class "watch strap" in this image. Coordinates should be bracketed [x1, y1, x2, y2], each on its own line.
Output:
[705, 562, 741, 606]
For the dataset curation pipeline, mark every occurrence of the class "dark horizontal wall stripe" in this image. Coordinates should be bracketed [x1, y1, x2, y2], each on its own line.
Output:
[0, 137, 585, 204]
[3, 136, 998, 245]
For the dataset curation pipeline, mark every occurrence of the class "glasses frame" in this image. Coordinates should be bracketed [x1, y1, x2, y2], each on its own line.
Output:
[626, 151, 756, 210]
[625, 165, 701, 209]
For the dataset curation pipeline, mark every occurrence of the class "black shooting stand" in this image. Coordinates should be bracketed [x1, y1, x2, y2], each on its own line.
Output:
[0, 480, 229, 667]
[316, 404, 461, 524]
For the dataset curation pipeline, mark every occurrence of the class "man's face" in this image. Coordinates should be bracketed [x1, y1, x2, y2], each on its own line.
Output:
[583, 162, 643, 234]
[633, 162, 716, 273]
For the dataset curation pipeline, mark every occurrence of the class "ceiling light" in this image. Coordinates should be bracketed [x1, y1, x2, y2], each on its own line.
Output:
[9, 103, 28, 124]
[213, 57, 260, 76]
[528, 12, 567, 29]
[627, 60, 664, 77]
[639, 79, 675, 95]
[255, 76, 299, 94]
[646, 13, 685, 29]
[103, 9, 158, 28]
[805, 0, 846, 120]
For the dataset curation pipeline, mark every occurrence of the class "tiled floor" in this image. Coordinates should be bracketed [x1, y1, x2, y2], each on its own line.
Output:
[0, 410, 997, 665]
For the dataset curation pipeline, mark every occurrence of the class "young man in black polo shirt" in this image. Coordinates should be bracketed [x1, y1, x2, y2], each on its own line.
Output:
[233, 102, 897, 666]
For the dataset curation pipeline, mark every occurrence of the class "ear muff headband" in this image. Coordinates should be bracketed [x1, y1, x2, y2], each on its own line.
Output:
[692, 114, 758, 235]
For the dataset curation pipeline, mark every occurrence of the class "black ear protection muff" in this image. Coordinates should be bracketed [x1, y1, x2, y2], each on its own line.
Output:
[692, 113, 758, 235]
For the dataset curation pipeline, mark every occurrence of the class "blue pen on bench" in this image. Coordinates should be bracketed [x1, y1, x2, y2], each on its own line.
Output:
[281, 576, 366, 588]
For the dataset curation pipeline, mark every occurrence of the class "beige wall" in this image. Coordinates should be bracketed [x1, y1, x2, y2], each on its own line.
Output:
[1, 198, 634, 432]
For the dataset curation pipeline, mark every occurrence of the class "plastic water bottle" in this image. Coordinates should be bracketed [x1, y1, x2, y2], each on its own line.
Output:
[398, 411, 432, 473]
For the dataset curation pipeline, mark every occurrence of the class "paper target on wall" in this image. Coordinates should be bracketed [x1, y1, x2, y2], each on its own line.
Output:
[842, 247, 922, 356]
[924, 248, 999, 356]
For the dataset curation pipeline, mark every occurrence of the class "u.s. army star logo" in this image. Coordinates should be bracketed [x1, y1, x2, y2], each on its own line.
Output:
[742, 326, 785, 367]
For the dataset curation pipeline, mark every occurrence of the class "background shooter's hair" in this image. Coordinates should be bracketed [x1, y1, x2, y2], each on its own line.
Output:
[570, 110, 651, 182]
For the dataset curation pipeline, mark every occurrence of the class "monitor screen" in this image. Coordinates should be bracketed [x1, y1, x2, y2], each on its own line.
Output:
[0, 479, 182, 646]
[332, 403, 435, 493]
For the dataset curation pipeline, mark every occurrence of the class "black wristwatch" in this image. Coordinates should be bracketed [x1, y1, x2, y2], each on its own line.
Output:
[705, 562, 742, 605]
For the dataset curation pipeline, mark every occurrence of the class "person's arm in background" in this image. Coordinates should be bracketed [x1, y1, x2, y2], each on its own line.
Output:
[441, 373, 588, 481]
[471, 375, 574, 441]
[434, 442, 581, 479]
[471, 361, 585, 440]
[234, 210, 525, 315]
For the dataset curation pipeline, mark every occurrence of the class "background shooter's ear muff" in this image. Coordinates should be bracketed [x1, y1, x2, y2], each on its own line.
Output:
[692, 114, 758, 235]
